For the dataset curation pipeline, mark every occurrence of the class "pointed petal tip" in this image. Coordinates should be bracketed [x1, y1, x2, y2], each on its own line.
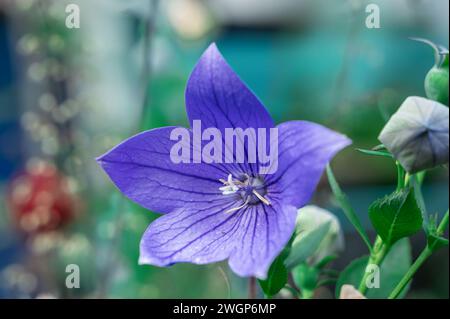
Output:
[138, 255, 151, 266]
[137, 256, 147, 266]
[325, 130, 352, 153]
[205, 42, 219, 52]
[95, 155, 104, 164]
[200, 42, 222, 60]
[138, 257, 169, 268]
[332, 130, 353, 151]
[186, 42, 275, 130]
[207, 42, 218, 51]
[138, 241, 150, 266]
[139, 233, 176, 267]
[342, 134, 353, 148]
[95, 152, 110, 167]
[138, 252, 166, 267]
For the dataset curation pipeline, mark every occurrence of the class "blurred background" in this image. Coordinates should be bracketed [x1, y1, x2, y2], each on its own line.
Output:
[0, 0, 448, 298]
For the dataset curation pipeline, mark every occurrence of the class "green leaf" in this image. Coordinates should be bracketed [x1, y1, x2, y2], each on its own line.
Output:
[258, 250, 289, 297]
[369, 188, 423, 246]
[326, 165, 372, 251]
[284, 222, 331, 269]
[356, 148, 393, 158]
[336, 238, 412, 299]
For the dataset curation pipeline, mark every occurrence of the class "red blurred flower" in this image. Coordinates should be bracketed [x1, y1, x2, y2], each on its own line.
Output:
[6, 161, 78, 234]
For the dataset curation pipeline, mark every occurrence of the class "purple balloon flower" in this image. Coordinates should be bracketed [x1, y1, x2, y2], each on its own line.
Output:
[97, 44, 351, 279]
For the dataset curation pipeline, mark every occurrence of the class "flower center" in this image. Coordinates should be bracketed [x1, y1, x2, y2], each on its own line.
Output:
[219, 174, 270, 213]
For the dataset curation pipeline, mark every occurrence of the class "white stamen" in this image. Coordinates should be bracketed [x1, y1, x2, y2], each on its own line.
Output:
[219, 174, 271, 213]
[219, 174, 239, 195]
[225, 196, 250, 214]
[252, 189, 271, 205]
[220, 188, 238, 195]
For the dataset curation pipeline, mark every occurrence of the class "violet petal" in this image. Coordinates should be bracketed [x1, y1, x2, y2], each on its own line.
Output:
[185, 44, 275, 175]
[139, 200, 297, 280]
[185, 43, 274, 132]
[266, 121, 351, 207]
[97, 127, 233, 213]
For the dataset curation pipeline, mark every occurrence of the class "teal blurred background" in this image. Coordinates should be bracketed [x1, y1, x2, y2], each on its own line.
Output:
[0, 0, 448, 298]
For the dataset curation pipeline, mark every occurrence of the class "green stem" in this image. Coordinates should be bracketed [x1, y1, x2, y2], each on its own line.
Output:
[388, 247, 432, 299]
[396, 162, 405, 191]
[388, 210, 449, 299]
[438, 210, 449, 234]
[416, 171, 426, 185]
[326, 165, 372, 252]
[301, 289, 315, 299]
[411, 174, 428, 226]
[404, 173, 411, 188]
[358, 237, 390, 295]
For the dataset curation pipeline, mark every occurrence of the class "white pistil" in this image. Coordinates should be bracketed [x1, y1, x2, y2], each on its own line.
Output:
[225, 197, 250, 214]
[252, 189, 271, 205]
[219, 174, 271, 213]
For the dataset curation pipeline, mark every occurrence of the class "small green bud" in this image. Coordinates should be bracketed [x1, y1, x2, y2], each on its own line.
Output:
[411, 37, 449, 105]
[292, 264, 318, 298]
[425, 65, 449, 105]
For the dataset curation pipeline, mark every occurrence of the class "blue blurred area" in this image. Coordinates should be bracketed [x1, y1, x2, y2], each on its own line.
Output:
[0, 15, 14, 87]
[215, 27, 433, 123]
[0, 13, 22, 181]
